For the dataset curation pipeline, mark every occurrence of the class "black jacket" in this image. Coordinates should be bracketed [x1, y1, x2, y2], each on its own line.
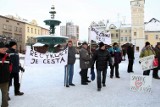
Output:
[7, 48, 20, 73]
[92, 49, 111, 71]
[0, 53, 11, 83]
[127, 46, 134, 60]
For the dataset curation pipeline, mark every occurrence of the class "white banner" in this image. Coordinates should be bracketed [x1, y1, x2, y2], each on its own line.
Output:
[25, 46, 68, 66]
[130, 74, 152, 93]
[89, 27, 111, 44]
[139, 55, 156, 71]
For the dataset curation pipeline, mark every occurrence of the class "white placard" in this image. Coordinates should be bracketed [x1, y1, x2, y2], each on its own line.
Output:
[139, 55, 156, 71]
[130, 74, 152, 93]
[89, 27, 111, 44]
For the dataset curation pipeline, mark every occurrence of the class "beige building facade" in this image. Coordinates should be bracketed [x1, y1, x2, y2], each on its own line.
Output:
[0, 15, 49, 52]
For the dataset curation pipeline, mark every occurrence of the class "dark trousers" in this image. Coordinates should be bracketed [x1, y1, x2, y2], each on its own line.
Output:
[0, 82, 9, 107]
[80, 69, 88, 83]
[97, 70, 107, 89]
[110, 63, 119, 77]
[153, 68, 159, 78]
[9, 73, 21, 94]
[143, 70, 150, 76]
[128, 59, 134, 72]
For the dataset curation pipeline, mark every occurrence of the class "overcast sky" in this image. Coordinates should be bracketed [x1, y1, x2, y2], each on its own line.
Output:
[0, 0, 160, 41]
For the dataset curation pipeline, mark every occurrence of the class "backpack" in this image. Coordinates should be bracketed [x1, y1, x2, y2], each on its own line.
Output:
[2, 54, 12, 72]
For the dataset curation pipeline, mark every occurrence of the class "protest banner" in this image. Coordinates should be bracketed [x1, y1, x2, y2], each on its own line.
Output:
[25, 46, 68, 66]
[139, 55, 156, 71]
[89, 27, 111, 44]
[130, 74, 152, 93]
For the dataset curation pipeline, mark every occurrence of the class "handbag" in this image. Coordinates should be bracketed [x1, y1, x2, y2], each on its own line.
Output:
[153, 58, 158, 67]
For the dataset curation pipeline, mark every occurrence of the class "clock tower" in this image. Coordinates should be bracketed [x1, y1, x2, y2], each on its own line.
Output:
[130, 0, 145, 52]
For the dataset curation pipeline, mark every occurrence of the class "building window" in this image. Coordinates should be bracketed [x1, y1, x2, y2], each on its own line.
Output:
[116, 30, 119, 32]
[3, 24, 7, 30]
[6, 20, 9, 22]
[145, 35, 148, 40]
[38, 30, 39, 34]
[134, 32, 137, 36]
[121, 30, 123, 33]
[155, 35, 159, 40]
[129, 37, 131, 42]
[14, 26, 18, 32]
[19, 28, 22, 33]
[125, 30, 127, 33]
[17, 23, 20, 25]
[125, 37, 127, 41]
[111, 33, 114, 38]
[121, 37, 123, 41]
[116, 33, 118, 38]
[31, 28, 33, 33]
[8, 25, 12, 31]
[27, 27, 29, 33]
[35, 29, 37, 34]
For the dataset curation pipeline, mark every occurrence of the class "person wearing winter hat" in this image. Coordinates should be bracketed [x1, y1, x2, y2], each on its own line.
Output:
[91, 42, 112, 91]
[110, 42, 122, 79]
[7, 41, 24, 98]
[140, 41, 155, 76]
[0, 42, 11, 107]
[79, 42, 91, 85]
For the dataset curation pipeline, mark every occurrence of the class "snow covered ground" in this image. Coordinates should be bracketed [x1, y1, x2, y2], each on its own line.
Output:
[8, 53, 160, 107]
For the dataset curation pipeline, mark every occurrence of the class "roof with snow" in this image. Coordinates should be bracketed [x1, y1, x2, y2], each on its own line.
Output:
[145, 18, 160, 31]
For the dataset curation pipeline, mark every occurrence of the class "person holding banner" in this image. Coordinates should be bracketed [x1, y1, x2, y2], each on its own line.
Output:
[7, 41, 24, 98]
[91, 42, 111, 91]
[0, 42, 11, 107]
[65, 40, 77, 87]
[153, 42, 160, 79]
[79, 42, 91, 85]
[140, 41, 155, 76]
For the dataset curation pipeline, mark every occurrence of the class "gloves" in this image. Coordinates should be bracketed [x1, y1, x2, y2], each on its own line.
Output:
[90, 67, 95, 81]
[19, 66, 25, 72]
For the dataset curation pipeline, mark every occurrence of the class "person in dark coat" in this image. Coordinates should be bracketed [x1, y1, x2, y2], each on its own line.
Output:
[0, 42, 11, 107]
[79, 42, 91, 85]
[110, 42, 122, 78]
[7, 41, 24, 97]
[127, 43, 135, 73]
[92, 42, 111, 91]
[153, 42, 160, 79]
[65, 40, 77, 87]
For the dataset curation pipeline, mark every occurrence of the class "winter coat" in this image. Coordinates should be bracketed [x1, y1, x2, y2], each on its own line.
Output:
[113, 47, 122, 64]
[127, 46, 134, 60]
[68, 47, 76, 64]
[79, 47, 90, 69]
[92, 49, 111, 71]
[140, 47, 155, 58]
[154, 46, 160, 69]
[0, 53, 11, 83]
[7, 48, 20, 73]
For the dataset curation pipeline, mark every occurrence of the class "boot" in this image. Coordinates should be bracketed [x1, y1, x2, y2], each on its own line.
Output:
[15, 83, 24, 96]
[15, 91, 24, 96]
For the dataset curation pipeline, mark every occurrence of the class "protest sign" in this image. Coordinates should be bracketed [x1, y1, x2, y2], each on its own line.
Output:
[25, 46, 68, 66]
[139, 55, 156, 71]
[89, 27, 111, 44]
[130, 74, 152, 93]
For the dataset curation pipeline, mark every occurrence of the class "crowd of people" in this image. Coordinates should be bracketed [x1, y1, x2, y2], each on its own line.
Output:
[65, 40, 160, 92]
[0, 39, 160, 106]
